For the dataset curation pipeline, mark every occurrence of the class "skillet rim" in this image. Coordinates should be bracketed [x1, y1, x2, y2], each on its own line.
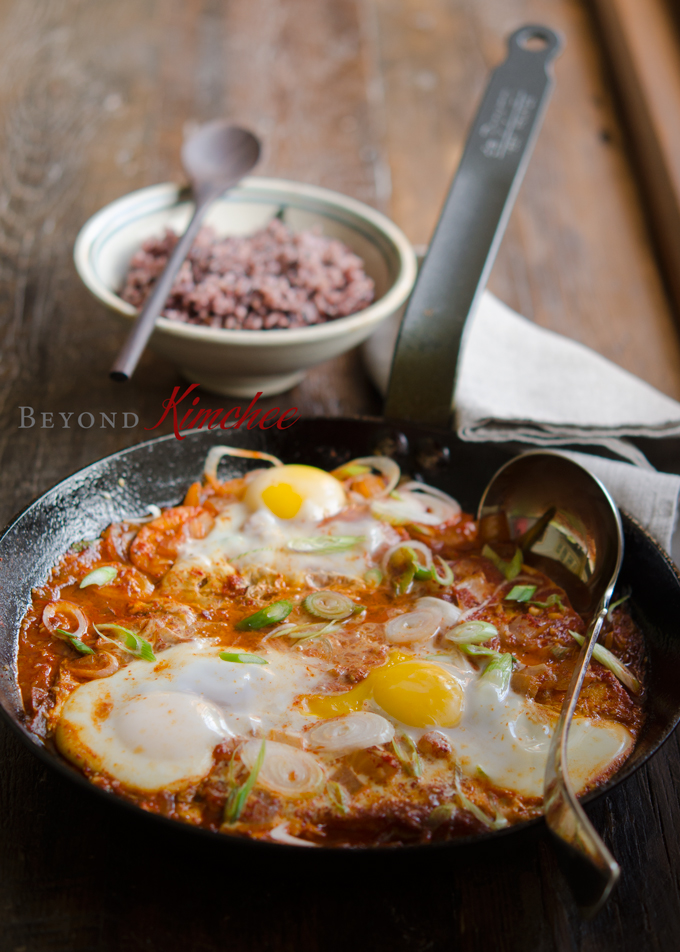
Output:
[0, 423, 678, 856]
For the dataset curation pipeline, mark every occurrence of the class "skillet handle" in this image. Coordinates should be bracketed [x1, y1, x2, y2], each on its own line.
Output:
[384, 25, 563, 427]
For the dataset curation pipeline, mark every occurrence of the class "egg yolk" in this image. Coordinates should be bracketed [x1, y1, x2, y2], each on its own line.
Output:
[245, 464, 347, 520]
[372, 661, 464, 728]
[304, 655, 464, 728]
[261, 483, 303, 519]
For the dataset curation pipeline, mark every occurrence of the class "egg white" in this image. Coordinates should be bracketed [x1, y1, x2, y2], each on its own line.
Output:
[173, 502, 401, 586]
[56, 642, 328, 793]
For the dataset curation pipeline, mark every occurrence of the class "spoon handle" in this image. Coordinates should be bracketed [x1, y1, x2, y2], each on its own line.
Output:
[544, 601, 620, 917]
[110, 191, 216, 381]
[384, 25, 562, 426]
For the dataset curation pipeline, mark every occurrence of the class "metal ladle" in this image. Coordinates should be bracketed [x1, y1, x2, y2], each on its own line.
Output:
[110, 122, 261, 382]
[478, 450, 624, 917]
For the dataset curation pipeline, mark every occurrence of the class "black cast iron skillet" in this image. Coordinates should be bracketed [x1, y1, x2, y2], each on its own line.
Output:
[1, 423, 680, 866]
[2, 25, 680, 870]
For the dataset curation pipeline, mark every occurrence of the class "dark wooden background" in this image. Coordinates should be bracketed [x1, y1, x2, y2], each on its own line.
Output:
[2, 1, 680, 949]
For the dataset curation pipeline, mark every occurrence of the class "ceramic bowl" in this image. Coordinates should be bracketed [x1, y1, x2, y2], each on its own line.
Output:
[74, 178, 417, 396]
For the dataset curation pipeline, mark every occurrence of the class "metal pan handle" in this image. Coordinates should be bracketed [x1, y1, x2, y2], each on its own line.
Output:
[384, 25, 563, 427]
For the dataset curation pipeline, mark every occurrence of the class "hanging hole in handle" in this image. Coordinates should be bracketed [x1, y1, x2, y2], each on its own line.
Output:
[511, 25, 562, 58]
[519, 31, 549, 51]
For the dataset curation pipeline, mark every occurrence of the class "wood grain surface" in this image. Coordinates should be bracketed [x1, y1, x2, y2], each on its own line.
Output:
[590, 0, 680, 326]
[1, 1, 679, 950]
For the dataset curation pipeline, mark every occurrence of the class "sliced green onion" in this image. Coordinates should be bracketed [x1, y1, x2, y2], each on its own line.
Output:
[352, 604, 367, 615]
[391, 733, 423, 778]
[383, 541, 433, 578]
[364, 567, 383, 587]
[427, 803, 457, 827]
[551, 645, 571, 660]
[529, 593, 564, 610]
[461, 644, 501, 659]
[454, 773, 508, 830]
[286, 536, 363, 554]
[456, 790, 508, 830]
[481, 653, 514, 693]
[303, 591, 355, 620]
[236, 600, 293, 630]
[219, 652, 268, 665]
[445, 620, 498, 645]
[326, 780, 349, 814]
[394, 562, 416, 596]
[71, 539, 94, 553]
[224, 740, 266, 824]
[505, 584, 537, 602]
[334, 463, 371, 479]
[95, 624, 155, 661]
[431, 556, 454, 586]
[607, 592, 631, 620]
[482, 544, 522, 580]
[80, 566, 118, 588]
[569, 630, 641, 694]
[54, 628, 94, 655]
[413, 560, 436, 581]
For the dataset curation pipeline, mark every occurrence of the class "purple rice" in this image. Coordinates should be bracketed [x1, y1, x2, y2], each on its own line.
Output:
[120, 219, 375, 330]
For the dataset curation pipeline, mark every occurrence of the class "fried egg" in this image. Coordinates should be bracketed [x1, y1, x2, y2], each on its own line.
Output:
[304, 649, 633, 797]
[56, 642, 327, 792]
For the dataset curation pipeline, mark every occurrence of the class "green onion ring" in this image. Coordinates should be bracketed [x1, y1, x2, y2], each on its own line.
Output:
[303, 591, 355, 620]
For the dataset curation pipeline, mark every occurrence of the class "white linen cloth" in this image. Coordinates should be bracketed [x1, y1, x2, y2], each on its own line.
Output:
[361, 290, 680, 559]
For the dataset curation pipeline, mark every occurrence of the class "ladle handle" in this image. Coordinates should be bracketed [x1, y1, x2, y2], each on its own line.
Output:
[544, 602, 621, 917]
[384, 25, 562, 427]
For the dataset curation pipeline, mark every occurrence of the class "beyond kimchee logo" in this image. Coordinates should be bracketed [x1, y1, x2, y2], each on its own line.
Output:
[145, 384, 299, 440]
[17, 384, 299, 439]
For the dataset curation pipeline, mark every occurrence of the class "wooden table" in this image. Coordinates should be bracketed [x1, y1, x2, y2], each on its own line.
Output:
[2, 1, 680, 949]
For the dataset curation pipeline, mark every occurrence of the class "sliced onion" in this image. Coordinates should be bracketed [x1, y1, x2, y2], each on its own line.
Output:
[303, 591, 355, 620]
[203, 445, 283, 481]
[400, 481, 461, 516]
[382, 540, 433, 575]
[262, 623, 299, 641]
[372, 489, 458, 527]
[269, 823, 318, 847]
[385, 609, 441, 644]
[288, 622, 337, 642]
[416, 597, 463, 628]
[445, 620, 498, 645]
[307, 712, 395, 756]
[241, 740, 325, 797]
[69, 651, 119, 680]
[42, 601, 88, 640]
[340, 456, 400, 497]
